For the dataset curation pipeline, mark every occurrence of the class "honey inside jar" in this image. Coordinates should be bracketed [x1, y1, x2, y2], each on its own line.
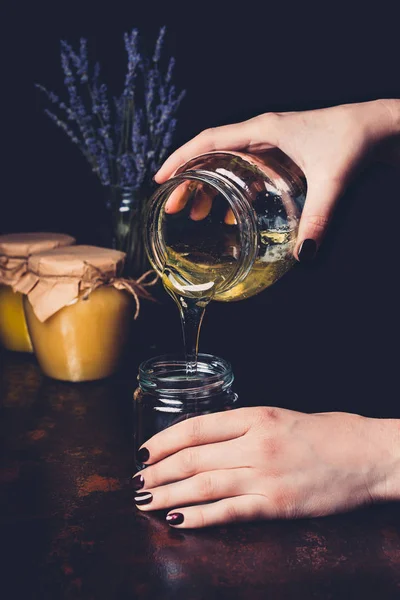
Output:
[20, 245, 135, 382]
[24, 287, 133, 382]
[0, 285, 33, 352]
[0, 232, 75, 353]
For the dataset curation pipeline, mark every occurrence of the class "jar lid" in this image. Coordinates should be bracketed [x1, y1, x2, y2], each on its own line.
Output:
[0, 232, 75, 258]
[0, 232, 75, 287]
[27, 245, 125, 278]
[15, 245, 127, 322]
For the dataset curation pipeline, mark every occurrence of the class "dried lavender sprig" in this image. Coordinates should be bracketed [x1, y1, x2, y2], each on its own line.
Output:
[90, 62, 101, 116]
[97, 146, 111, 185]
[165, 57, 175, 84]
[154, 88, 185, 138]
[36, 83, 80, 125]
[117, 153, 136, 188]
[43, 109, 101, 174]
[152, 26, 166, 63]
[131, 109, 142, 156]
[61, 39, 89, 84]
[83, 62, 116, 182]
[36, 84, 60, 104]
[44, 109, 80, 144]
[123, 29, 140, 98]
[60, 41, 103, 169]
[145, 69, 156, 135]
[78, 38, 89, 83]
[93, 81, 114, 155]
[159, 117, 177, 163]
[141, 29, 185, 150]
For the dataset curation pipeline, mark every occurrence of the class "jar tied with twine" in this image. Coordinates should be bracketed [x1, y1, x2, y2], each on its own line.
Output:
[0, 232, 76, 352]
[16, 245, 157, 382]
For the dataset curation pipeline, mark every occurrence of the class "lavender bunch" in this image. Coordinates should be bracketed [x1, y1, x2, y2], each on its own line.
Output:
[36, 27, 185, 193]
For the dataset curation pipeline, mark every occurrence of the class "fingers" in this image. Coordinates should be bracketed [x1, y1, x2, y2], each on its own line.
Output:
[189, 188, 214, 220]
[164, 184, 236, 222]
[136, 439, 246, 489]
[164, 181, 193, 214]
[164, 182, 217, 219]
[154, 122, 251, 183]
[295, 176, 343, 261]
[224, 207, 237, 225]
[135, 468, 255, 511]
[165, 495, 266, 529]
[154, 116, 277, 183]
[138, 408, 252, 465]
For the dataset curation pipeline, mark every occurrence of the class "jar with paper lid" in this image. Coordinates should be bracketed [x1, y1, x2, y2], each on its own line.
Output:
[20, 245, 156, 382]
[0, 232, 75, 352]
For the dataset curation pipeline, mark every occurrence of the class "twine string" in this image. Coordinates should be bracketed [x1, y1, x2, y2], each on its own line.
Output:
[1, 254, 159, 319]
[81, 264, 159, 319]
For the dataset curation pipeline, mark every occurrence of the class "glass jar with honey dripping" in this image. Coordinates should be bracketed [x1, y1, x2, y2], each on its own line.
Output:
[144, 150, 306, 372]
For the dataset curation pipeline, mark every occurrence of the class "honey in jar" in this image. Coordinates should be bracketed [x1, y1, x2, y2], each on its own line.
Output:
[0, 232, 75, 352]
[19, 245, 136, 382]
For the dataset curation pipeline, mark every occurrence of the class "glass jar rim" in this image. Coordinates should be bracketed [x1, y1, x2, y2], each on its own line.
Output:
[144, 169, 258, 295]
[138, 353, 234, 397]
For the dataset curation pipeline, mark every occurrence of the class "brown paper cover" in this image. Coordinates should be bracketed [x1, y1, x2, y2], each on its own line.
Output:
[15, 246, 129, 322]
[0, 233, 75, 287]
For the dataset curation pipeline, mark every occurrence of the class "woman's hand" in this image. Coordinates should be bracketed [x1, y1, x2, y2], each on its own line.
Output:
[133, 407, 400, 528]
[155, 100, 400, 260]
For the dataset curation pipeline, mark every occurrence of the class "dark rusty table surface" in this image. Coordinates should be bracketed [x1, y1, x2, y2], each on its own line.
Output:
[1, 287, 400, 599]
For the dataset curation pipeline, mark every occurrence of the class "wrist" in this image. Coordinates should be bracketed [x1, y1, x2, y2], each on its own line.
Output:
[357, 99, 400, 143]
[350, 99, 400, 167]
[376, 99, 400, 135]
[370, 417, 400, 503]
[371, 100, 400, 167]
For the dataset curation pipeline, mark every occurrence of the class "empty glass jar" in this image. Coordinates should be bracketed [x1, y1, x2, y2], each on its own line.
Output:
[133, 353, 239, 470]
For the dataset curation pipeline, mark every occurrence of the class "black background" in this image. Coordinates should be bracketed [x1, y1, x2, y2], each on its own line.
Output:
[2, 1, 400, 417]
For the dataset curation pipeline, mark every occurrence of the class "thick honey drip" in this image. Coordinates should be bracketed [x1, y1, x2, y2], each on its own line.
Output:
[162, 265, 218, 375]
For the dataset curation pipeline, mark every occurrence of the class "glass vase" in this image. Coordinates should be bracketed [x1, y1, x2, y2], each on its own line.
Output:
[106, 185, 151, 277]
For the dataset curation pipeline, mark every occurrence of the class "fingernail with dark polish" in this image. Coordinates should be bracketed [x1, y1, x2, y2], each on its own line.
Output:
[137, 447, 150, 463]
[166, 512, 184, 525]
[131, 474, 144, 491]
[298, 239, 317, 262]
[134, 491, 153, 505]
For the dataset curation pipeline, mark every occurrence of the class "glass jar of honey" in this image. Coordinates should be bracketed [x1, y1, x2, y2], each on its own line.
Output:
[133, 353, 238, 470]
[145, 149, 306, 302]
[20, 245, 136, 382]
[0, 233, 75, 352]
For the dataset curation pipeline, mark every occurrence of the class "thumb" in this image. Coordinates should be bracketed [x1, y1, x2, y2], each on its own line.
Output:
[294, 177, 344, 262]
